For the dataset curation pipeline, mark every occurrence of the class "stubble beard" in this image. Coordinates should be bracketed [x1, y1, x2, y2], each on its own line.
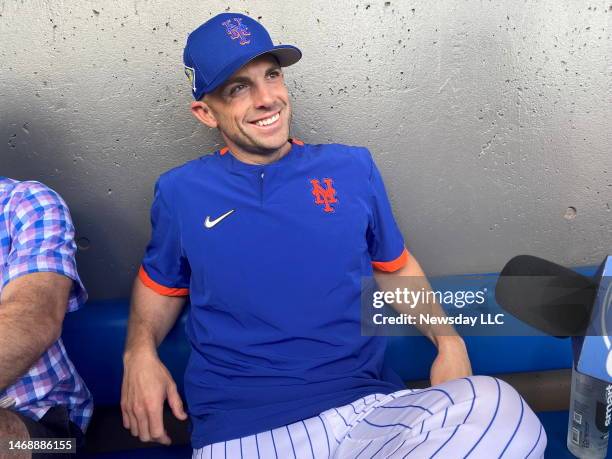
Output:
[236, 107, 293, 158]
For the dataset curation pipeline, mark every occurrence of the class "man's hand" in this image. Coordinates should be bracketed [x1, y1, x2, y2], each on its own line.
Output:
[121, 350, 187, 445]
[121, 277, 188, 444]
[429, 336, 472, 386]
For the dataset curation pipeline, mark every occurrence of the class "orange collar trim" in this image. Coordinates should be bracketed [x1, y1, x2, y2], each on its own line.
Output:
[219, 138, 303, 156]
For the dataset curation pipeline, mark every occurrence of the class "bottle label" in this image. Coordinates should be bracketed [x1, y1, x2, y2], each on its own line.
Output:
[595, 384, 612, 434]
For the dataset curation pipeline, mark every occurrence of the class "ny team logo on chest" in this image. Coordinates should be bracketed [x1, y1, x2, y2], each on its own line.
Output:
[310, 178, 338, 213]
[222, 18, 251, 45]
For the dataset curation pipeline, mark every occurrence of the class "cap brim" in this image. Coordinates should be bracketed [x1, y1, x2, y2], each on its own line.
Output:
[201, 45, 302, 97]
[266, 45, 302, 67]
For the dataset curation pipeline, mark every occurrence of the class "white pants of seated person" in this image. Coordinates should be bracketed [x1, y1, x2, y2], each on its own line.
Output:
[192, 375, 547, 459]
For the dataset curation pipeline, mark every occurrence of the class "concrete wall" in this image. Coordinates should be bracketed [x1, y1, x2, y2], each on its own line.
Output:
[1, 0, 610, 300]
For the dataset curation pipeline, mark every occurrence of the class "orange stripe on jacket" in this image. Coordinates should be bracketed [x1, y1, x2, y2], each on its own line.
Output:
[138, 266, 189, 296]
[371, 248, 409, 272]
[220, 138, 303, 156]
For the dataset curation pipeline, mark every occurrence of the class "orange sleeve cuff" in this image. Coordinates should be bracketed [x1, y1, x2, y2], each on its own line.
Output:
[138, 266, 189, 297]
[371, 248, 409, 273]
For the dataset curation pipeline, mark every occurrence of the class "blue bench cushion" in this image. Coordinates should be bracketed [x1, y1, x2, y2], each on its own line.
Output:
[64, 267, 598, 404]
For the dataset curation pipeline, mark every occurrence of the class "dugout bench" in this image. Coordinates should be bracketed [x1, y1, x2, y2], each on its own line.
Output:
[63, 267, 603, 458]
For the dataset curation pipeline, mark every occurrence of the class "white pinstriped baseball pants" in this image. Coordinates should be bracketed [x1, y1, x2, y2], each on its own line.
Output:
[192, 375, 547, 459]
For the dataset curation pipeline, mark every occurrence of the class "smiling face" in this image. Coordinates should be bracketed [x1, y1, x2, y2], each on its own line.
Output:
[191, 54, 292, 161]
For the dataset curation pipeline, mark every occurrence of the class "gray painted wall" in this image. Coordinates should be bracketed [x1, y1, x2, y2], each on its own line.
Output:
[1, 1, 610, 300]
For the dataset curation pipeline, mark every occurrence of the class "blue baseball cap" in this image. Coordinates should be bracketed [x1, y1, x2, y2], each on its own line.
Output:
[183, 13, 302, 100]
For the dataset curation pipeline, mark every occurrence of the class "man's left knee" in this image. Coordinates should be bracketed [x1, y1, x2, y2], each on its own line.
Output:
[0, 408, 30, 459]
[464, 375, 524, 405]
[0, 408, 29, 439]
[465, 376, 546, 444]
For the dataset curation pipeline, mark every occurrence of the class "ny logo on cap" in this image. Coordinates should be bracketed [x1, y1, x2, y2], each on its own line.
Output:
[222, 18, 251, 45]
[311, 178, 338, 213]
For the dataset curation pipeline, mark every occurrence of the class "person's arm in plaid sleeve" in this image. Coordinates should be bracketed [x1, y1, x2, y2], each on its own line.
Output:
[0, 182, 86, 390]
[0, 273, 72, 390]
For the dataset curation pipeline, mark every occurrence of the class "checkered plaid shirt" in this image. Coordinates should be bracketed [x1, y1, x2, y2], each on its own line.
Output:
[0, 177, 92, 432]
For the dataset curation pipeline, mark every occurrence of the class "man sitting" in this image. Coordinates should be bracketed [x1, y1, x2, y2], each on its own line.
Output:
[0, 178, 92, 458]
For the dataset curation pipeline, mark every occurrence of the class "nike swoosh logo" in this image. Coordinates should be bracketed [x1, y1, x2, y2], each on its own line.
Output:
[204, 209, 235, 229]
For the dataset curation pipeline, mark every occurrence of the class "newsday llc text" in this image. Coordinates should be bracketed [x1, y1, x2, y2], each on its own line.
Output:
[371, 312, 505, 327]
[359, 278, 541, 337]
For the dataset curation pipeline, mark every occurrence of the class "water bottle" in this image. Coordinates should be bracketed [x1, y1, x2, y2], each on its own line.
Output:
[567, 365, 612, 458]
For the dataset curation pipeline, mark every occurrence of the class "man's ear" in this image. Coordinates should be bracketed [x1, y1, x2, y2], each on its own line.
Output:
[191, 100, 218, 128]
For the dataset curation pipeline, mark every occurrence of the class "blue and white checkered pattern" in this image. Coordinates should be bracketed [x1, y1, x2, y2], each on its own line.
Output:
[0, 177, 92, 432]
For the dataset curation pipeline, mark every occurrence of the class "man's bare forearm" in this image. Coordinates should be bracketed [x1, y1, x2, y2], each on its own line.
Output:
[375, 251, 472, 384]
[123, 278, 186, 361]
[0, 273, 69, 391]
[0, 301, 62, 391]
[374, 251, 459, 347]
